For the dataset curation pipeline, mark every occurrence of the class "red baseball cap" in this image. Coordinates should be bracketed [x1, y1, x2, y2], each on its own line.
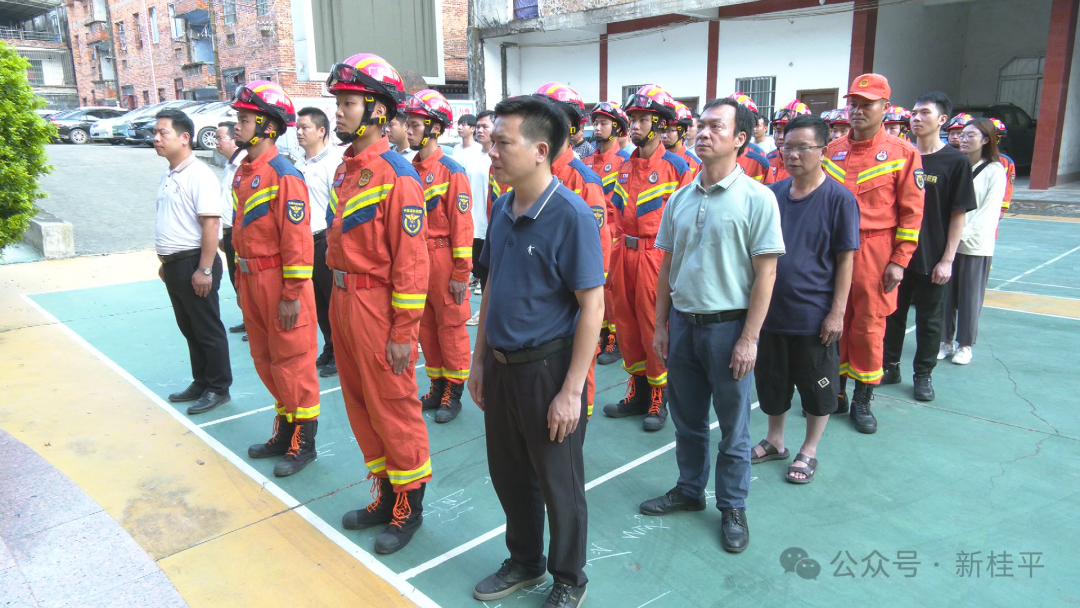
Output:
[845, 73, 891, 101]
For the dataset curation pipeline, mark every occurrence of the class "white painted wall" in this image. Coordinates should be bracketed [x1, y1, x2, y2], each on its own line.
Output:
[714, 11, 852, 110]
[608, 21, 709, 105]
[874, 0, 968, 106]
[484, 29, 602, 106]
[1056, 7, 1080, 181]
[41, 56, 66, 86]
[958, 0, 1052, 106]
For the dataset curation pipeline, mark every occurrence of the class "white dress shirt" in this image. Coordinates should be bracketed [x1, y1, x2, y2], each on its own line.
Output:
[465, 148, 492, 239]
[297, 144, 343, 234]
[156, 155, 222, 256]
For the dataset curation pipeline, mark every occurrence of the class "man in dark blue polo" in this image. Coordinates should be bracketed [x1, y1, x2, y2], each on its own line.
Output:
[467, 96, 605, 608]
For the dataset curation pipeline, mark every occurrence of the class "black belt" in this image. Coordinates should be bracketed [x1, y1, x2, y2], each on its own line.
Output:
[157, 248, 201, 264]
[491, 336, 573, 365]
[681, 309, 747, 325]
[313, 229, 327, 241]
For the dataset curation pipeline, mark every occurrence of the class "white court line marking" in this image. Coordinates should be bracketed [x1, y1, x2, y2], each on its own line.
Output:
[19, 294, 443, 608]
[986, 278, 1080, 291]
[995, 244, 1080, 288]
[637, 590, 673, 607]
[400, 402, 760, 581]
[983, 305, 1080, 321]
[905, 325, 915, 334]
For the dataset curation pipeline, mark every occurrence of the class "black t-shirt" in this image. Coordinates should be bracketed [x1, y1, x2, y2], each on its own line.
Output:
[910, 145, 977, 275]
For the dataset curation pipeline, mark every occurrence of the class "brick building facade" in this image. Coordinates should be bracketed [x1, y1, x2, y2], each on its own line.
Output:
[67, 0, 467, 109]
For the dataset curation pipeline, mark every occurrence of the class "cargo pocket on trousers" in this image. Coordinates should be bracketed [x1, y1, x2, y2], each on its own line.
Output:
[272, 307, 316, 358]
[373, 351, 415, 399]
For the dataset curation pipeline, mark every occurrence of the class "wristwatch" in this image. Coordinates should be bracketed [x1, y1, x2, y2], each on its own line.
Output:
[198, 267, 212, 275]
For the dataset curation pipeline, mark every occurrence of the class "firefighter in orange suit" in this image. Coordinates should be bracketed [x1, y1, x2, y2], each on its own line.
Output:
[822, 73, 925, 435]
[662, 101, 701, 174]
[403, 89, 474, 424]
[603, 85, 694, 432]
[763, 101, 812, 185]
[534, 82, 611, 419]
[727, 92, 772, 182]
[583, 101, 631, 366]
[325, 53, 431, 555]
[229, 82, 321, 479]
[990, 117, 1016, 219]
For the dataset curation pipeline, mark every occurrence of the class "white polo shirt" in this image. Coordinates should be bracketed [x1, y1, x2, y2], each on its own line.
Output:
[465, 148, 492, 239]
[155, 155, 222, 256]
[219, 148, 246, 230]
[297, 145, 342, 234]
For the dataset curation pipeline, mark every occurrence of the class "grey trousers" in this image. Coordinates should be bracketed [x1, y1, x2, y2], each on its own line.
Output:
[942, 253, 993, 347]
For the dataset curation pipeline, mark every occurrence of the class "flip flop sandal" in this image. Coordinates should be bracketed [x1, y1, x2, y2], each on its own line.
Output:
[786, 453, 818, 485]
[750, 439, 790, 465]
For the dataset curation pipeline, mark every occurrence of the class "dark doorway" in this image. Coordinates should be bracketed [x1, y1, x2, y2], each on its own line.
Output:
[798, 88, 839, 116]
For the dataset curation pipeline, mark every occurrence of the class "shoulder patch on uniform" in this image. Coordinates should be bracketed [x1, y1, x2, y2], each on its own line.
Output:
[590, 205, 605, 229]
[457, 192, 470, 214]
[287, 199, 306, 224]
[569, 157, 603, 187]
[914, 168, 925, 190]
[686, 150, 701, 164]
[402, 205, 424, 236]
[437, 155, 466, 175]
[832, 150, 849, 161]
[268, 154, 305, 181]
[745, 148, 770, 170]
[616, 149, 631, 161]
[661, 151, 691, 175]
[333, 171, 345, 187]
[380, 150, 423, 187]
[747, 142, 765, 156]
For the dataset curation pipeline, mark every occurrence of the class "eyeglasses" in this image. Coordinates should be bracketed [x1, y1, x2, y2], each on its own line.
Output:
[958, 133, 982, 141]
[781, 145, 825, 155]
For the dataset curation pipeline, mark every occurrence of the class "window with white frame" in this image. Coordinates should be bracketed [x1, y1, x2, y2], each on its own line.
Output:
[734, 76, 776, 119]
[149, 7, 159, 44]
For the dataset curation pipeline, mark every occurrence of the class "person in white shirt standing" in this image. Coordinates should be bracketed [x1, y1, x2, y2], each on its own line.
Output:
[464, 110, 494, 326]
[216, 120, 247, 337]
[452, 113, 481, 163]
[154, 108, 233, 415]
[940, 118, 1006, 366]
[296, 106, 343, 377]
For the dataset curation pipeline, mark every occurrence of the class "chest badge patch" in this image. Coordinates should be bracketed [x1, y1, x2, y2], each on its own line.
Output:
[457, 192, 471, 214]
[649, 171, 659, 184]
[402, 205, 424, 236]
[358, 168, 373, 187]
[251, 175, 261, 189]
[832, 150, 848, 161]
[287, 199, 306, 224]
[591, 205, 605, 229]
[876, 150, 888, 162]
[333, 172, 344, 187]
[604, 163, 612, 172]
[914, 168, 926, 190]
[618, 173, 629, 184]
[232, 173, 242, 188]
[425, 172, 434, 184]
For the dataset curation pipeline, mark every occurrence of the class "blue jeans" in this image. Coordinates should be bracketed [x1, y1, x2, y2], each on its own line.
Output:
[667, 309, 753, 510]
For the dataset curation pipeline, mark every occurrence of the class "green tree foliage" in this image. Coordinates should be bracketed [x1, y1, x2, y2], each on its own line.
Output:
[0, 41, 54, 249]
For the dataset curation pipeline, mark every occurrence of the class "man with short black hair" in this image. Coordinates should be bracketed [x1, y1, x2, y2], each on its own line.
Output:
[641, 97, 784, 554]
[453, 113, 480, 162]
[468, 95, 604, 608]
[296, 106, 342, 377]
[752, 114, 859, 485]
[881, 92, 975, 401]
[753, 113, 776, 155]
[154, 108, 233, 415]
[216, 120, 246, 336]
[386, 113, 416, 161]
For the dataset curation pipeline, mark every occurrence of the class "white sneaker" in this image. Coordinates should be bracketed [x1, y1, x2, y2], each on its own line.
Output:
[951, 346, 972, 365]
[466, 311, 480, 327]
[937, 343, 955, 360]
[472, 285, 482, 296]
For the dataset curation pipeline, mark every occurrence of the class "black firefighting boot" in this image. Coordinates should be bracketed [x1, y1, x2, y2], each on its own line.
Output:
[421, 378, 447, 411]
[642, 385, 668, 432]
[602, 375, 650, 417]
[342, 477, 395, 530]
[273, 420, 317, 477]
[248, 415, 294, 458]
[435, 381, 463, 423]
[850, 381, 878, 434]
[374, 483, 426, 554]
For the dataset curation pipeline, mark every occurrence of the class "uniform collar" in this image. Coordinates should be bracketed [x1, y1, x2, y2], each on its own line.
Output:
[411, 146, 445, 172]
[505, 176, 560, 221]
[849, 126, 888, 150]
[240, 145, 279, 173]
[671, 141, 687, 157]
[593, 144, 622, 164]
[304, 146, 331, 165]
[343, 136, 391, 165]
[694, 164, 743, 194]
[551, 147, 575, 175]
[631, 142, 670, 169]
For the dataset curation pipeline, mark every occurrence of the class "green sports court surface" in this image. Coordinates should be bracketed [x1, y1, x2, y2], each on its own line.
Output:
[25, 216, 1080, 607]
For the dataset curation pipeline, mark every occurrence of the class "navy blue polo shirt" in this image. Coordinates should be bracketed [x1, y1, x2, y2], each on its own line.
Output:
[480, 176, 605, 352]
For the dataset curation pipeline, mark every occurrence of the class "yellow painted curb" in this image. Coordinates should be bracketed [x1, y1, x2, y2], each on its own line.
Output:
[984, 290, 1080, 319]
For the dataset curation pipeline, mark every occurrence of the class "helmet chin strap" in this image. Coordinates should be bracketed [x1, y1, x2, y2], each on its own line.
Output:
[236, 114, 277, 149]
[336, 94, 387, 144]
[409, 118, 437, 151]
[632, 115, 665, 148]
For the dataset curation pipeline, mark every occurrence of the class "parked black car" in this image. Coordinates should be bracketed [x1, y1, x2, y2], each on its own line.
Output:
[51, 107, 127, 144]
[125, 101, 209, 146]
[953, 102, 1036, 172]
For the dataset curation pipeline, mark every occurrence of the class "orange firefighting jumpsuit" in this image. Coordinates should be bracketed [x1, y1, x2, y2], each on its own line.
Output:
[670, 142, 701, 175]
[552, 148, 610, 417]
[583, 147, 629, 341]
[736, 144, 771, 183]
[231, 147, 321, 422]
[413, 148, 473, 386]
[997, 153, 1016, 239]
[823, 129, 925, 384]
[611, 148, 694, 388]
[326, 137, 432, 492]
[487, 168, 511, 220]
[763, 149, 788, 185]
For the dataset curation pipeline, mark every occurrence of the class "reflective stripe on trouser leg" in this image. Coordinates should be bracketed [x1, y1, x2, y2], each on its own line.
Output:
[839, 231, 897, 385]
[332, 284, 432, 492]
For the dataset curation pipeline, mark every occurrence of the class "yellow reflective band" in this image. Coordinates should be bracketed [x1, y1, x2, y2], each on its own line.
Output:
[391, 292, 427, 310]
[232, 190, 239, 212]
[388, 459, 432, 485]
[622, 360, 647, 374]
[1002, 201, 1011, 209]
[636, 181, 677, 207]
[329, 188, 338, 215]
[602, 173, 618, 186]
[895, 227, 920, 242]
[424, 182, 449, 200]
[751, 175, 763, 181]
[587, 403, 593, 417]
[343, 184, 393, 218]
[822, 159, 846, 183]
[604, 271, 609, 279]
[425, 367, 444, 378]
[613, 182, 629, 201]
[840, 363, 884, 383]
[244, 186, 280, 214]
[452, 247, 472, 258]
[273, 401, 285, 415]
[441, 368, 470, 380]
[282, 265, 313, 279]
[291, 403, 320, 421]
[365, 457, 386, 474]
[647, 372, 668, 386]
[856, 159, 907, 184]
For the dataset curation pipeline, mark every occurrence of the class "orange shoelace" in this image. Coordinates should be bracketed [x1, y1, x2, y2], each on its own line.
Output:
[603, 335, 616, 354]
[265, 415, 281, 446]
[440, 381, 453, 408]
[421, 383, 439, 403]
[285, 424, 302, 457]
[623, 376, 637, 402]
[648, 386, 663, 416]
[389, 490, 411, 529]
[366, 477, 385, 513]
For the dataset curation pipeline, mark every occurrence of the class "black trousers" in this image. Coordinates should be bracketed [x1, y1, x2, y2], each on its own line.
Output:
[483, 344, 588, 587]
[472, 237, 488, 291]
[222, 228, 237, 289]
[883, 268, 947, 375]
[312, 234, 334, 353]
[163, 253, 232, 393]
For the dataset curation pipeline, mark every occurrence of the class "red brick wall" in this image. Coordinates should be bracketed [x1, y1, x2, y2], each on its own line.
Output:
[443, 0, 468, 82]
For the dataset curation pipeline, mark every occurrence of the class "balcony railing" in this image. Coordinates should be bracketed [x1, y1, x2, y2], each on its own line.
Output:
[0, 28, 62, 42]
[174, 0, 210, 24]
[87, 21, 109, 45]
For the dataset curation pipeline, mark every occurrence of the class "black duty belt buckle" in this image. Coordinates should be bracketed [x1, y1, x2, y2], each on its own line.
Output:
[624, 235, 639, 249]
[333, 269, 347, 289]
[236, 258, 252, 273]
[492, 350, 508, 364]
